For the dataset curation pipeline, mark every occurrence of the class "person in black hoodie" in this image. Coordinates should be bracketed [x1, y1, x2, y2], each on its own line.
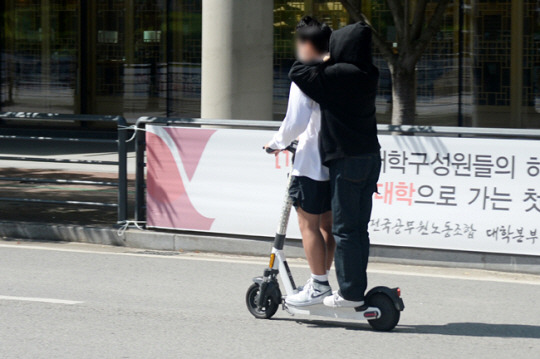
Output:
[289, 22, 381, 308]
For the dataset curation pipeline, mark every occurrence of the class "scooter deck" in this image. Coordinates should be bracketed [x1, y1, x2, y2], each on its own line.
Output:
[284, 303, 381, 321]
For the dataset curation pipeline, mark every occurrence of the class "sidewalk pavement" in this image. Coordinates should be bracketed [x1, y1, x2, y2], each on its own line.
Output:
[0, 136, 135, 225]
[0, 168, 134, 225]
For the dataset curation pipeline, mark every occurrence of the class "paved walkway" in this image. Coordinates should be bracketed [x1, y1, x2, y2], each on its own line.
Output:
[0, 137, 135, 224]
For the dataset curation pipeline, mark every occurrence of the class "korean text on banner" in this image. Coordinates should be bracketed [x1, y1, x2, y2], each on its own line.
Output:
[145, 125, 540, 256]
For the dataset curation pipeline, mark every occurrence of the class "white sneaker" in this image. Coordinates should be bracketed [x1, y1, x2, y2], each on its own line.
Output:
[323, 291, 365, 308]
[296, 277, 313, 292]
[285, 280, 331, 307]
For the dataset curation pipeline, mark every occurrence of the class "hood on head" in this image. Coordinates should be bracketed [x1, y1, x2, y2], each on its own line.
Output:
[329, 22, 372, 65]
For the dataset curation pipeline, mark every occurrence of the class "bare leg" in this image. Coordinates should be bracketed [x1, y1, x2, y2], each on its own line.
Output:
[319, 211, 335, 271]
[297, 207, 327, 275]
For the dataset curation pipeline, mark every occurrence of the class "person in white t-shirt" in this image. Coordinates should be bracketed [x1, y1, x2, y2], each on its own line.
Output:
[264, 16, 334, 307]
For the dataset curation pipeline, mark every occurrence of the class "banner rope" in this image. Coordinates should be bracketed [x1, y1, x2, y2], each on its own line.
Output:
[117, 220, 147, 237]
[118, 125, 147, 143]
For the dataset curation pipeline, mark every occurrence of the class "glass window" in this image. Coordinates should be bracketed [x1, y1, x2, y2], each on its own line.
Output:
[0, 0, 202, 120]
[167, 0, 202, 118]
[89, 0, 167, 119]
[87, 0, 202, 119]
[0, 0, 537, 127]
[522, 0, 540, 127]
[272, 1, 459, 126]
[365, 0, 458, 126]
[1, 0, 79, 113]
[470, 1, 512, 127]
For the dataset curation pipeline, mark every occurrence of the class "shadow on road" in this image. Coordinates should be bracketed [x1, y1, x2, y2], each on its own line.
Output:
[273, 318, 540, 339]
[402, 322, 540, 338]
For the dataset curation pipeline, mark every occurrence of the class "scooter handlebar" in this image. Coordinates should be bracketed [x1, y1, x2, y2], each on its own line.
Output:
[263, 140, 298, 154]
[285, 140, 298, 154]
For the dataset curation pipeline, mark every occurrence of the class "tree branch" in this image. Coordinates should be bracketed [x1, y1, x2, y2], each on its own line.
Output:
[410, 0, 429, 41]
[339, 0, 395, 64]
[408, 0, 452, 67]
[386, 0, 406, 43]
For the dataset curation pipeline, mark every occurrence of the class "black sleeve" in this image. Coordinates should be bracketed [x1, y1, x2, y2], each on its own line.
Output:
[288, 61, 331, 105]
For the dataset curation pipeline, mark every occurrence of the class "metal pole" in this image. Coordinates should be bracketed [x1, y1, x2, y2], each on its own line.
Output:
[457, 0, 464, 127]
[0, 0, 4, 112]
[79, 0, 88, 114]
[166, 0, 173, 117]
[0, 112, 142, 223]
[117, 116, 128, 223]
[510, 0, 524, 127]
[41, 0, 52, 103]
[132, 116, 540, 138]
[134, 122, 146, 223]
[0, 197, 118, 207]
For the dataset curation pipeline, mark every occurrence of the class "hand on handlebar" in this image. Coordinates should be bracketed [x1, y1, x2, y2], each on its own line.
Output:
[263, 144, 281, 155]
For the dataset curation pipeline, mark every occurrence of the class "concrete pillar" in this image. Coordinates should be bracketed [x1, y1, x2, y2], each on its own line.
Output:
[201, 0, 274, 121]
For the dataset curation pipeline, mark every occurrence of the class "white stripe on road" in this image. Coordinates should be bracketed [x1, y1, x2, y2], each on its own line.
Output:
[0, 295, 83, 305]
[1, 242, 540, 286]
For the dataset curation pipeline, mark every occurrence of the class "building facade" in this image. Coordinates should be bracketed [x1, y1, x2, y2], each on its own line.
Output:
[0, 0, 539, 127]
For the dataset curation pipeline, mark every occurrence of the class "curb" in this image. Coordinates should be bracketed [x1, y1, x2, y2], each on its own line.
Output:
[1, 221, 540, 274]
[0, 221, 306, 257]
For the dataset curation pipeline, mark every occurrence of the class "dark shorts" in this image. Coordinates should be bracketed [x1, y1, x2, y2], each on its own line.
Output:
[289, 176, 331, 215]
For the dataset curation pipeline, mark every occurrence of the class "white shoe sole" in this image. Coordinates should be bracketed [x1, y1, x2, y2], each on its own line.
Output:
[285, 293, 331, 307]
[323, 298, 365, 308]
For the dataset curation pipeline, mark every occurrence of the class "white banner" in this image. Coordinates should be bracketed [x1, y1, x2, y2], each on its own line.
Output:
[146, 125, 540, 256]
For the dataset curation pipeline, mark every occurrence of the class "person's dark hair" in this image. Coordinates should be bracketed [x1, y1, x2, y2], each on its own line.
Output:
[295, 16, 332, 53]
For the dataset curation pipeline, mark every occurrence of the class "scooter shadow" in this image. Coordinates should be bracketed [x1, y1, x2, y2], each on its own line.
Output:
[271, 317, 376, 331]
[273, 318, 540, 339]
[400, 323, 540, 339]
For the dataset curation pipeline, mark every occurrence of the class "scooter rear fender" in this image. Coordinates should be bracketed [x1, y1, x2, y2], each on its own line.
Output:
[366, 286, 405, 311]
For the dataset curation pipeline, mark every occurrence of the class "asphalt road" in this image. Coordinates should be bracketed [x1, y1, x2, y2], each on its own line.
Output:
[1, 240, 540, 359]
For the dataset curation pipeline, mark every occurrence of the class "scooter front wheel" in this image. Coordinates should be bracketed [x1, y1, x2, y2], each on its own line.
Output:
[245, 283, 280, 319]
[367, 293, 400, 331]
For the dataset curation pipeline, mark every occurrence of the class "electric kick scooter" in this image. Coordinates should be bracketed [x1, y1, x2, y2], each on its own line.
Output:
[245, 142, 404, 331]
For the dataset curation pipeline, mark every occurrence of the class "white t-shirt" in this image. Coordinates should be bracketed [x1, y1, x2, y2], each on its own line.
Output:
[268, 82, 329, 181]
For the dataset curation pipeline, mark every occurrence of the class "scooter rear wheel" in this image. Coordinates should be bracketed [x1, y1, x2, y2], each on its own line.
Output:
[245, 283, 280, 319]
[367, 293, 400, 331]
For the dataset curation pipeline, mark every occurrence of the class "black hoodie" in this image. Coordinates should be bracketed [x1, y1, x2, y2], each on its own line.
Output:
[289, 22, 380, 165]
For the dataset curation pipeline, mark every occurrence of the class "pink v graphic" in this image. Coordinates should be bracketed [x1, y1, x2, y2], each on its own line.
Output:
[165, 127, 214, 181]
[146, 128, 216, 230]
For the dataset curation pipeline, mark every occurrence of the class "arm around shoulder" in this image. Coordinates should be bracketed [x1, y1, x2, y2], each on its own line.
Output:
[288, 61, 329, 105]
